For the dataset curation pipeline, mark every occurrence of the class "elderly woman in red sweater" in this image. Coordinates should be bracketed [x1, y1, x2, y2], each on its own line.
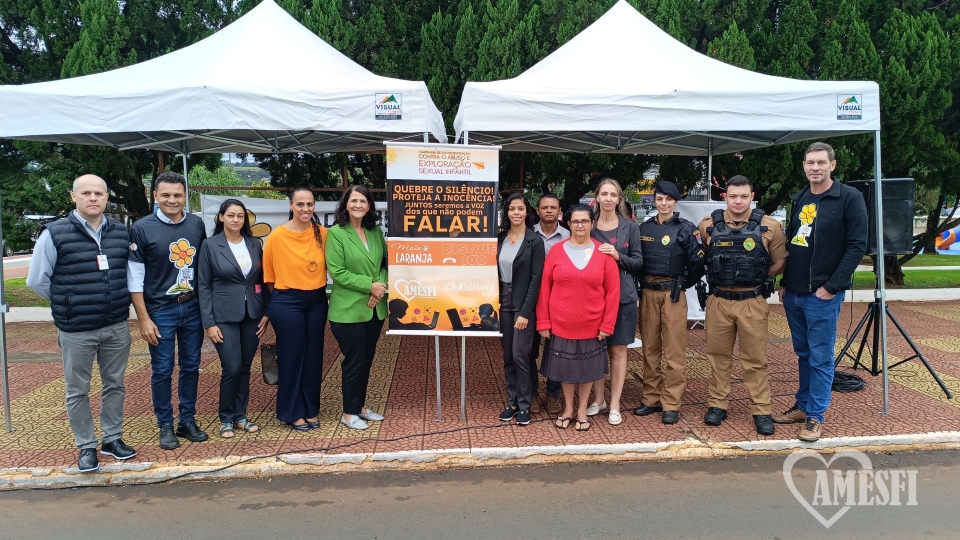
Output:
[537, 204, 621, 431]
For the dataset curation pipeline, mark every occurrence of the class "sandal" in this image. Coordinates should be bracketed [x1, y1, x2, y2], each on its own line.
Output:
[234, 418, 259, 433]
[554, 416, 572, 429]
[219, 422, 235, 438]
[575, 419, 592, 432]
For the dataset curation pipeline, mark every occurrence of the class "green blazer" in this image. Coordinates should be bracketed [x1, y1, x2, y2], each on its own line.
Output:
[327, 224, 388, 323]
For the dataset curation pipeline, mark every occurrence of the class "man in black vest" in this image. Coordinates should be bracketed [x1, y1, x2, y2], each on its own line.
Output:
[27, 174, 135, 473]
[633, 181, 704, 424]
[128, 172, 208, 449]
[698, 176, 788, 435]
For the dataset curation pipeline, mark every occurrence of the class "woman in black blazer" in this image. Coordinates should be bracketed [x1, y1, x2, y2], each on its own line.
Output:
[197, 199, 270, 438]
[496, 193, 545, 426]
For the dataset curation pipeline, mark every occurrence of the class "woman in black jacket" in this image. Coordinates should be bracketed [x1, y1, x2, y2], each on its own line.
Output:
[590, 178, 644, 425]
[197, 199, 270, 438]
[496, 193, 545, 426]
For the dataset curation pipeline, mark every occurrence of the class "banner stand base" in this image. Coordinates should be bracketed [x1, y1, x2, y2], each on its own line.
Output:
[431, 335, 470, 423]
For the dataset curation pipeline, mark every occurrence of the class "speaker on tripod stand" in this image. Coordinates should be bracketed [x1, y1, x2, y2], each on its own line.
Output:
[835, 178, 953, 398]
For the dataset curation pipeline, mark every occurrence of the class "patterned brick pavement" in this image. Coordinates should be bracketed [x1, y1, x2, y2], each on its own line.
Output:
[1, 300, 959, 470]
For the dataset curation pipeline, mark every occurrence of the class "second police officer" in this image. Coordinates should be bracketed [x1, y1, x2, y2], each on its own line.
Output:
[632, 181, 704, 424]
[698, 175, 787, 435]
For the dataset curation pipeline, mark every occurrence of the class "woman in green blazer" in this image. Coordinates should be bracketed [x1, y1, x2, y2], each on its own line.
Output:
[327, 185, 388, 431]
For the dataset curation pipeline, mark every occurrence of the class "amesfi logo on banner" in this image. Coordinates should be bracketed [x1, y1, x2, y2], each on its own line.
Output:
[783, 449, 918, 529]
[375, 93, 402, 120]
[837, 94, 863, 120]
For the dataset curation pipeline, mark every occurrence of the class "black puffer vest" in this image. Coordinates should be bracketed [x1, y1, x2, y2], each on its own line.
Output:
[705, 209, 770, 288]
[47, 214, 131, 332]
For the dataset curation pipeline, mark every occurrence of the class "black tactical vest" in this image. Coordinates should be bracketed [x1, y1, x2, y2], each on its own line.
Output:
[638, 216, 686, 277]
[705, 209, 770, 288]
[47, 215, 131, 332]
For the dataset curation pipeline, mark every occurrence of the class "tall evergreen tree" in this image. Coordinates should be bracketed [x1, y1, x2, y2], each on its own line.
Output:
[419, 10, 457, 128]
[707, 22, 756, 70]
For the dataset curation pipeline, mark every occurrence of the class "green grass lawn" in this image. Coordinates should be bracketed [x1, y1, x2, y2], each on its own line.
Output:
[901, 253, 960, 267]
[853, 269, 960, 289]
[4, 278, 49, 307]
[858, 253, 960, 267]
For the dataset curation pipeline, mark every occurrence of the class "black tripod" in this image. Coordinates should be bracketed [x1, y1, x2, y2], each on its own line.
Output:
[834, 275, 953, 399]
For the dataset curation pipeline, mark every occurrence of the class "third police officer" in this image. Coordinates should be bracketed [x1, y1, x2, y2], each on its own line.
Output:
[698, 175, 787, 435]
[632, 181, 704, 424]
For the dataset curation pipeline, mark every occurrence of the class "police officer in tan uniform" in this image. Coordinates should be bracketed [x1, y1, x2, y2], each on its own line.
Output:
[698, 175, 787, 435]
[632, 181, 704, 424]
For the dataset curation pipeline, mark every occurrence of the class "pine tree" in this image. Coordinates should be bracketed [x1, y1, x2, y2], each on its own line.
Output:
[61, 0, 135, 78]
[419, 10, 457, 127]
[707, 22, 756, 70]
[767, 0, 817, 79]
[473, 0, 524, 81]
[306, 0, 356, 55]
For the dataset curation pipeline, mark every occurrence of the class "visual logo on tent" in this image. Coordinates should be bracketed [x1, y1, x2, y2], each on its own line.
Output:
[376, 93, 402, 120]
[837, 95, 862, 120]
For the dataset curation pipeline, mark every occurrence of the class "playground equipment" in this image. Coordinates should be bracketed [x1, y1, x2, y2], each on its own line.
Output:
[936, 226, 960, 250]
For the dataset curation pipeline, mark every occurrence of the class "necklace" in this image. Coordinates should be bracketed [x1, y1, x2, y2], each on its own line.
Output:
[507, 230, 523, 245]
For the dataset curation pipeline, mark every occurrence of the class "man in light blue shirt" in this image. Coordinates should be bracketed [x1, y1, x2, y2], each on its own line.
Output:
[530, 193, 570, 414]
[27, 174, 135, 473]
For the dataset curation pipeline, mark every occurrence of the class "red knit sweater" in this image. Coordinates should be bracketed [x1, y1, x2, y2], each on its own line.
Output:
[536, 239, 621, 339]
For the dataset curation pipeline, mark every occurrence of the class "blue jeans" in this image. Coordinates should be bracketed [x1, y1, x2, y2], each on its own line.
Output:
[148, 300, 204, 427]
[783, 289, 845, 423]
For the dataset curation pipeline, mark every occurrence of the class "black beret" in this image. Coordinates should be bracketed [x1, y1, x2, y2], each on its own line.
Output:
[654, 181, 681, 201]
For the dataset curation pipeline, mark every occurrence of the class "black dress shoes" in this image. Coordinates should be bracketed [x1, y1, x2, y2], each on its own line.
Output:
[176, 421, 209, 442]
[78, 448, 99, 473]
[101, 439, 137, 460]
[159, 424, 180, 450]
[662, 410, 680, 424]
[754, 415, 776, 435]
[632, 404, 663, 416]
[704, 407, 728, 426]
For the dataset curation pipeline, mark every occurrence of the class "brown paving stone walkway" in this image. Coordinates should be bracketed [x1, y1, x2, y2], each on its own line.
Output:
[1, 300, 959, 470]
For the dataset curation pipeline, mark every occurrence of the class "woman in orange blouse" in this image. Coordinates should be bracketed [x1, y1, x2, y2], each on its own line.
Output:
[263, 187, 329, 431]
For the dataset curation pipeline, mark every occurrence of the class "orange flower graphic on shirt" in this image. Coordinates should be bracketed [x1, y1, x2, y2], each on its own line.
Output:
[169, 239, 196, 268]
[166, 238, 198, 295]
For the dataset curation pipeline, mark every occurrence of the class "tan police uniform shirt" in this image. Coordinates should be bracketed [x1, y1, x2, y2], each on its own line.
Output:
[698, 210, 788, 292]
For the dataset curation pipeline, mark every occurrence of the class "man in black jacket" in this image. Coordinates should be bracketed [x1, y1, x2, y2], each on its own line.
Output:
[774, 142, 868, 442]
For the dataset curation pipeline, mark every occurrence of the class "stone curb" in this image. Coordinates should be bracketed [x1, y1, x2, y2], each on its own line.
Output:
[3, 431, 959, 490]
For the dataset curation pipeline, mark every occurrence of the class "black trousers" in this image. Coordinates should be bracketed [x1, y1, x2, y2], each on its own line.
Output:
[269, 289, 327, 423]
[500, 283, 534, 411]
[531, 331, 563, 397]
[213, 314, 261, 423]
[330, 315, 385, 415]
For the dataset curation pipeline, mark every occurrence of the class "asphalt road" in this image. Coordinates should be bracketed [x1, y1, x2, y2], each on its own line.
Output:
[1, 451, 958, 539]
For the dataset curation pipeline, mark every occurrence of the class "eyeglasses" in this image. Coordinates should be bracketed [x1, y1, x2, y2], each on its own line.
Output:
[569, 219, 591, 228]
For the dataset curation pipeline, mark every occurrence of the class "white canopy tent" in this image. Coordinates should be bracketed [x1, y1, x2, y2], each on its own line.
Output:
[0, 0, 447, 154]
[454, 0, 878, 156]
[0, 0, 448, 432]
[455, 0, 898, 413]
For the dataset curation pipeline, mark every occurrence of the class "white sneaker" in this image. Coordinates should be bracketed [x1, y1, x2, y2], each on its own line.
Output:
[358, 408, 384, 422]
[340, 415, 369, 430]
[586, 400, 607, 417]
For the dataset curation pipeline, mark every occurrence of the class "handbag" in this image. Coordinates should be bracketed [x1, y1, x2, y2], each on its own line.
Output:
[260, 343, 279, 386]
